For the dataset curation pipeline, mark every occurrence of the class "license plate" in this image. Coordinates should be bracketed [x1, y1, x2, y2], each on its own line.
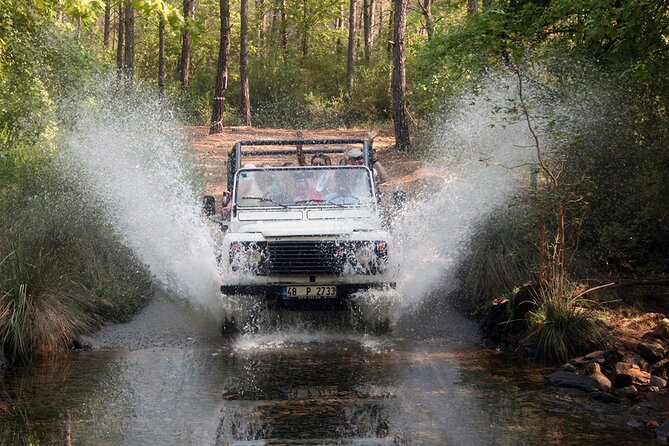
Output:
[284, 286, 337, 299]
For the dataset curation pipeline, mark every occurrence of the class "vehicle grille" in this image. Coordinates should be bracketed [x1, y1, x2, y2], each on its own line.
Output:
[266, 241, 345, 275]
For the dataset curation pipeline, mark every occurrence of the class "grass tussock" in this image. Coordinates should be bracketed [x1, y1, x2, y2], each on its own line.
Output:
[0, 248, 94, 362]
[0, 188, 153, 365]
[519, 282, 609, 364]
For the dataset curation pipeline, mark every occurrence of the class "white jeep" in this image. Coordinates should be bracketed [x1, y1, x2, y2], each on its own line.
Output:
[214, 139, 396, 309]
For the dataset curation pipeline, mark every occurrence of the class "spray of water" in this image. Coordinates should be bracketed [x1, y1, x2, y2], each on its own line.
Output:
[61, 82, 223, 315]
[377, 75, 543, 323]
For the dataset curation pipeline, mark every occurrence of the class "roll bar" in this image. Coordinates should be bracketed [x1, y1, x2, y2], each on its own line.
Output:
[226, 138, 373, 193]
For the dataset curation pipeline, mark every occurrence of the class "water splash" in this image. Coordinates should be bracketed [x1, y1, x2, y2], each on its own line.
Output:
[61, 83, 223, 315]
[387, 75, 541, 318]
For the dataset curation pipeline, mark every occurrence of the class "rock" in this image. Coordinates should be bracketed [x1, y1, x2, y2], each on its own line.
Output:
[588, 391, 622, 404]
[648, 419, 661, 429]
[646, 386, 660, 392]
[652, 359, 669, 380]
[651, 376, 668, 388]
[656, 421, 669, 443]
[584, 350, 607, 361]
[650, 319, 669, 340]
[584, 363, 612, 392]
[72, 336, 97, 351]
[625, 418, 644, 429]
[621, 354, 650, 372]
[638, 340, 667, 362]
[571, 355, 590, 367]
[559, 363, 577, 373]
[614, 385, 639, 400]
[612, 362, 652, 388]
[546, 370, 611, 393]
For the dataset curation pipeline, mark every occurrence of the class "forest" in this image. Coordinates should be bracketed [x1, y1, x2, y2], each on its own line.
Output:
[0, 0, 668, 365]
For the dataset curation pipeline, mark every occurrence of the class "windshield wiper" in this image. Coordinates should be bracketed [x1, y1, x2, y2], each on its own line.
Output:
[324, 199, 345, 208]
[240, 196, 288, 208]
[293, 199, 347, 208]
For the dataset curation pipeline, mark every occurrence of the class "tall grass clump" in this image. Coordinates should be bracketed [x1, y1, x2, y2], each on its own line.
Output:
[0, 133, 152, 364]
[0, 198, 153, 363]
[0, 248, 95, 362]
[519, 282, 609, 364]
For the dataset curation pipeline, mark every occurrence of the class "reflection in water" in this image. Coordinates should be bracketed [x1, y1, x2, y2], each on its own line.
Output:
[0, 331, 658, 445]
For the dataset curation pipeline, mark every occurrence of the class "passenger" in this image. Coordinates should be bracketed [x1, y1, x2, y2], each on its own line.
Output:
[326, 169, 371, 205]
[236, 163, 263, 205]
[310, 153, 332, 166]
[344, 148, 389, 184]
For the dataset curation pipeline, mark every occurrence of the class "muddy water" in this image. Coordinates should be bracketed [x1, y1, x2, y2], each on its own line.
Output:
[0, 295, 660, 445]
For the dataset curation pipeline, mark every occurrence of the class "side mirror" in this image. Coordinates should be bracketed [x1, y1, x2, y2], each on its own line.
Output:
[203, 195, 216, 216]
[221, 193, 231, 209]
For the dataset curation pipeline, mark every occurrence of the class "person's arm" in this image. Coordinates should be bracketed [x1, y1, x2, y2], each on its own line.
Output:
[296, 130, 306, 166]
[373, 158, 390, 184]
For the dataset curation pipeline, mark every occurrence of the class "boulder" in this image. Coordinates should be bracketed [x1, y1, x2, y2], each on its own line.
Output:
[620, 354, 650, 372]
[585, 363, 612, 392]
[637, 340, 667, 362]
[650, 319, 669, 340]
[651, 359, 669, 380]
[651, 375, 668, 388]
[611, 362, 651, 388]
[588, 391, 622, 404]
[559, 363, 577, 373]
[546, 370, 611, 393]
[614, 385, 639, 400]
[656, 421, 669, 444]
[72, 335, 98, 351]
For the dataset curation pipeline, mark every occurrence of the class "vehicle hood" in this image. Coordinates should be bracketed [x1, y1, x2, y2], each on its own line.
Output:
[232, 218, 381, 237]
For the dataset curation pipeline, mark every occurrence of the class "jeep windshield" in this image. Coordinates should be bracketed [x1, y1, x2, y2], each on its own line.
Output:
[234, 166, 374, 208]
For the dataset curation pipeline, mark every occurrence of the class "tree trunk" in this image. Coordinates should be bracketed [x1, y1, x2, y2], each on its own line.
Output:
[346, 0, 356, 99]
[280, 0, 287, 51]
[256, 0, 266, 44]
[116, 1, 124, 85]
[386, 2, 393, 57]
[123, 0, 135, 93]
[391, 0, 410, 151]
[420, 0, 434, 40]
[103, 1, 111, 46]
[210, 0, 231, 134]
[467, 0, 478, 15]
[180, 0, 194, 89]
[158, 16, 165, 99]
[301, 0, 308, 58]
[335, 4, 344, 55]
[240, 0, 252, 126]
[363, 0, 372, 62]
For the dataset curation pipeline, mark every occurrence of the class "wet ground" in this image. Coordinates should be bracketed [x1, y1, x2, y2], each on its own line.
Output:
[0, 293, 663, 445]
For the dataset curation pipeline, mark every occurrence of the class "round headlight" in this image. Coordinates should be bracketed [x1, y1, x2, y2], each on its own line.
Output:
[355, 246, 373, 266]
[245, 249, 262, 268]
